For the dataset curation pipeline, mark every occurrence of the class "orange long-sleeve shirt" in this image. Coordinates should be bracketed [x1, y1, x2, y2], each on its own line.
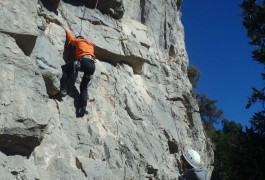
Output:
[66, 30, 96, 60]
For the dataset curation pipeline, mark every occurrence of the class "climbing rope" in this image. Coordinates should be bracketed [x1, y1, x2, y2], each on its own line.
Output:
[79, 0, 99, 35]
[150, 25, 184, 153]
[94, 0, 99, 10]
[79, 5, 87, 35]
[87, 0, 99, 32]
[113, 64, 120, 138]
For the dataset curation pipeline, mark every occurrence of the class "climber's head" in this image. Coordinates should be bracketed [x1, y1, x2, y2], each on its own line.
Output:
[76, 35, 84, 39]
[181, 149, 201, 169]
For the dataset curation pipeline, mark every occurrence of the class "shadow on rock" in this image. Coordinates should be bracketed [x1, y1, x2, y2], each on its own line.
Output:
[62, 0, 124, 19]
[39, 0, 60, 14]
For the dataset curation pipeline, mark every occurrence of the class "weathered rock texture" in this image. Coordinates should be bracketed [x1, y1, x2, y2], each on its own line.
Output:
[0, 0, 214, 179]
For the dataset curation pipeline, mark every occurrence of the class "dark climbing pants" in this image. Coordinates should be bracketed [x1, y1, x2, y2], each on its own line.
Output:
[60, 57, 96, 108]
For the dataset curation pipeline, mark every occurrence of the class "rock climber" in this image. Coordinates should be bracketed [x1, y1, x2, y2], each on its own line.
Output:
[60, 29, 96, 117]
[179, 149, 208, 180]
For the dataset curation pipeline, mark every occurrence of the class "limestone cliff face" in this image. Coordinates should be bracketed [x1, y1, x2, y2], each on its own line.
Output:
[0, 0, 213, 179]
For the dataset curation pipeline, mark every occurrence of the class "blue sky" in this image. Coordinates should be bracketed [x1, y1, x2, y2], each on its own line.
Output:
[181, 0, 264, 129]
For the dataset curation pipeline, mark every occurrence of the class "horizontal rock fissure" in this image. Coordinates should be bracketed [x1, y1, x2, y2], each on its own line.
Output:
[39, 0, 60, 13]
[0, 30, 37, 56]
[140, 42, 150, 49]
[11, 171, 20, 176]
[167, 97, 183, 102]
[77, 15, 111, 27]
[77, 15, 121, 32]
[63, 0, 124, 19]
[0, 134, 42, 157]
[78, 16, 102, 26]
[95, 46, 145, 75]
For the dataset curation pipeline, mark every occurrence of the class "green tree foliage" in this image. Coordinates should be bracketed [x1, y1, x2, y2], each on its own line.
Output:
[239, 1, 265, 178]
[186, 2, 265, 178]
[241, 0, 265, 134]
[211, 120, 244, 180]
[196, 94, 224, 126]
[210, 2, 265, 178]
[210, 120, 265, 179]
[241, 0, 265, 65]
[187, 65, 201, 88]
[247, 88, 265, 134]
[242, 127, 265, 179]
[187, 65, 223, 126]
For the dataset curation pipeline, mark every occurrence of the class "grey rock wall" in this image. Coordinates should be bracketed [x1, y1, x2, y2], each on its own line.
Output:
[0, 0, 214, 179]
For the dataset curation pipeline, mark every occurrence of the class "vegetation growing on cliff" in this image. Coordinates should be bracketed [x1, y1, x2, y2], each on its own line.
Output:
[188, 3, 265, 171]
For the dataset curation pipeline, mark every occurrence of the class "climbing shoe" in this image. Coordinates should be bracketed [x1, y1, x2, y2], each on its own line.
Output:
[78, 107, 86, 117]
[60, 89, 67, 97]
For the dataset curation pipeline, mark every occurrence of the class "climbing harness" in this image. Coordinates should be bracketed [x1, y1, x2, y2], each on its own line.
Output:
[74, 61, 81, 73]
[150, 25, 184, 152]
